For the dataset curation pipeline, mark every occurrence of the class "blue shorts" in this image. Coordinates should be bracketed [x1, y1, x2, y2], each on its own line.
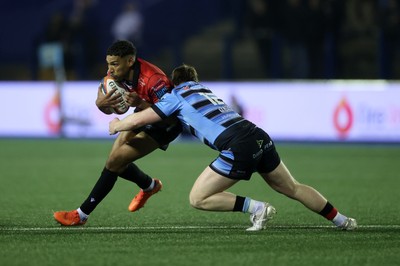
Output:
[210, 126, 280, 180]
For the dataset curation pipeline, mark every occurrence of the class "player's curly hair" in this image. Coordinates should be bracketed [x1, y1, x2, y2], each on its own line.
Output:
[171, 64, 199, 86]
[107, 40, 137, 57]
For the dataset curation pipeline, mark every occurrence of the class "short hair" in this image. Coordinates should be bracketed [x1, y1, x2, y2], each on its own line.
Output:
[171, 64, 199, 86]
[106, 40, 137, 57]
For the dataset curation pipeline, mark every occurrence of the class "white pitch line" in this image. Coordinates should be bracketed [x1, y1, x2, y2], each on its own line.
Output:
[1, 224, 399, 232]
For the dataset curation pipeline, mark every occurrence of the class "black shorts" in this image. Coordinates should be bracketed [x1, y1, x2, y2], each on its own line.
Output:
[134, 120, 182, 151]
[210, 126, 281, 180]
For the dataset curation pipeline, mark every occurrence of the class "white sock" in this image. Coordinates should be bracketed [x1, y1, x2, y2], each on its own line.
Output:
[77, 208, 89, 221]
[332, 212, 347, 227]
[248, 200, 264, 214]
[143, 179, 155, 192]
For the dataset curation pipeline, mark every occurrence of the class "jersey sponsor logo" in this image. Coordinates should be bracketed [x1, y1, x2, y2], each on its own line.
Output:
[253, 149, 263, 158]
[152, 80, 169, 99]
[154, 80, 167, 91]
[154, 87, 169, 99]
[218, 106, 233, 113]
[264, 140, 273, 150]
[198, 92, 224, 105]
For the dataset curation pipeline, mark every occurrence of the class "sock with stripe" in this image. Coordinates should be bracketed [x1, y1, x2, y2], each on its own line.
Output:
[77, 208, 89, 222]
[319, 201, 347, 227]
[235, 196, 264, 214]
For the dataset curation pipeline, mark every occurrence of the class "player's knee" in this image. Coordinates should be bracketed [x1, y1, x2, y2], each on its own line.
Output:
[105, 155, 117, 169]
[285, 183, 299, 198]
[271, 181, 298, 198]
[105, 153, 126, 172]
[189, 193, 205, 210]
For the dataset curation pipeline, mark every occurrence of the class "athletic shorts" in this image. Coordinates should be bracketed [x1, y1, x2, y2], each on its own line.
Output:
[134, 120, 182, 151]
[210, 126, 281, 180]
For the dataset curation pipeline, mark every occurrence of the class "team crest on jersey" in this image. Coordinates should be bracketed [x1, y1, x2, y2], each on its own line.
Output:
[256, 140, 263, 148]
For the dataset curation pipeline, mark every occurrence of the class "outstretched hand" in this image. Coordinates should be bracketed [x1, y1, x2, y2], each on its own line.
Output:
[109, 117, 120, 135]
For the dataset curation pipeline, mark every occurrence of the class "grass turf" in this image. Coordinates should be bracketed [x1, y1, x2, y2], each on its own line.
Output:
[0, 139, 399, 266]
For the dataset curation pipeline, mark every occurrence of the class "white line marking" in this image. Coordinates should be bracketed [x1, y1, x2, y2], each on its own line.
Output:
[1, 225, 399, 232]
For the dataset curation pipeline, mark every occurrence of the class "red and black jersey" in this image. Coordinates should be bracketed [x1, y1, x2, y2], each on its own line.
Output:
[121, 58, 172, 104]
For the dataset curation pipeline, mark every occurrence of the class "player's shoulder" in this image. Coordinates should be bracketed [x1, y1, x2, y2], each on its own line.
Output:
[137, 58, 167, 77]
[137, 58, 172, 90]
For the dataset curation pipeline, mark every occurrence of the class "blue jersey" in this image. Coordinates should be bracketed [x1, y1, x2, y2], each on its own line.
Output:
[151, 81, 245, 149]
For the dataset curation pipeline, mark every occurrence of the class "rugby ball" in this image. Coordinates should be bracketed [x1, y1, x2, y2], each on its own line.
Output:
[100, 76, 129, 114]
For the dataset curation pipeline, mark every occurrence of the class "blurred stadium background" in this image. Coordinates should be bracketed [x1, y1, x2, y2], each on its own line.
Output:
[0, 0, 399, 141]
[2, 0, 400, 81]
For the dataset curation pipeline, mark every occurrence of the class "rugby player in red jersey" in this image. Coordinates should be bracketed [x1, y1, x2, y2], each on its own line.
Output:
[54, 40, 182, 226]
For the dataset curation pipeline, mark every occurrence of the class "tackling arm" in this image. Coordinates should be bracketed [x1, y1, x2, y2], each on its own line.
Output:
[109, 107, 162, 135]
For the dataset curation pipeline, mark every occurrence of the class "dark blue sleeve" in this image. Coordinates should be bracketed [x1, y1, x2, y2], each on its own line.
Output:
[151, 105, 168, 119]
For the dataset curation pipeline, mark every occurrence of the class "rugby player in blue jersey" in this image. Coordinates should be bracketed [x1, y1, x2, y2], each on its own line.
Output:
[109, 64, 357, 231]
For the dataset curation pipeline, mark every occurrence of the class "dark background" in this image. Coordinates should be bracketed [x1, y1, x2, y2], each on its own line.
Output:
[1, 0, 399, 81]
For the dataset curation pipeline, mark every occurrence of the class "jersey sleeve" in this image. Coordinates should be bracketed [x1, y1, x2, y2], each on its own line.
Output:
[151, 92, 181, 119]
[147, 74, 173, 104]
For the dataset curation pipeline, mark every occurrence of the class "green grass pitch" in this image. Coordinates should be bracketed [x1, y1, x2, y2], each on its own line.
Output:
[0, 139, 399, 266]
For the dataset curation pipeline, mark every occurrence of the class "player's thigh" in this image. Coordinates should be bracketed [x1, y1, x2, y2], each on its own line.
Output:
[108, 131, 159, 165]
[109, 131, 135, 153]
[259, 161, 298, 194]
[190, 166, 238, 200]
[122, 131, 159, 160]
